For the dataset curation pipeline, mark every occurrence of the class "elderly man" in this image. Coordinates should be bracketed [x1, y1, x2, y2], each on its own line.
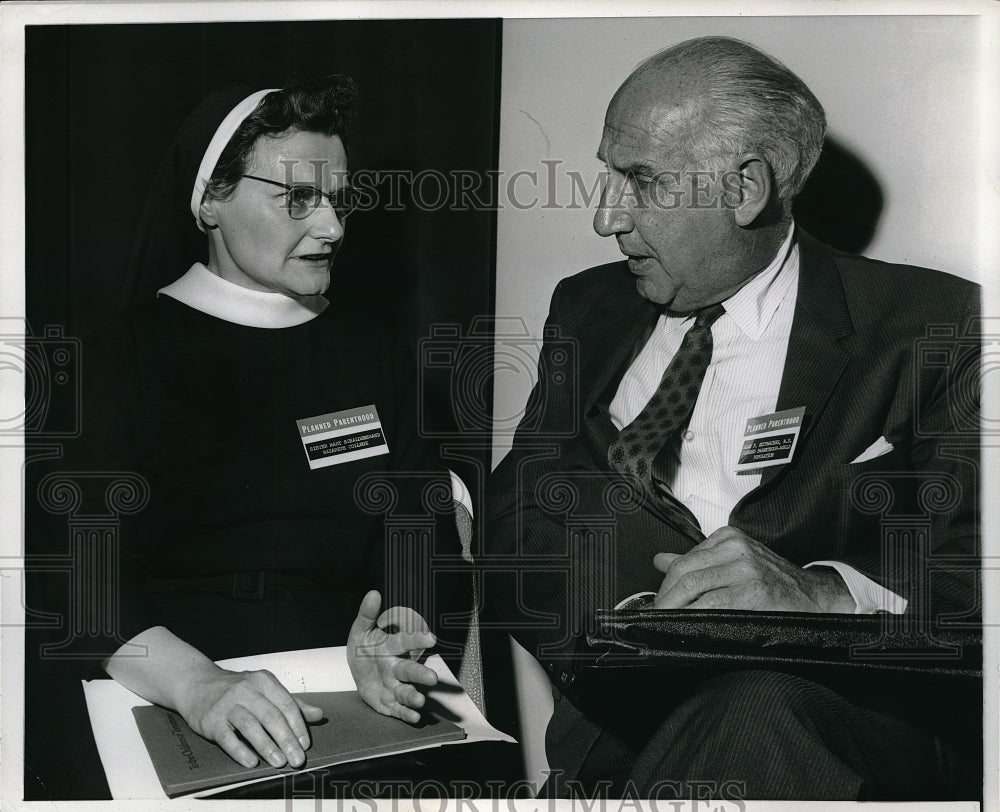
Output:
[486, 37, 979, 800]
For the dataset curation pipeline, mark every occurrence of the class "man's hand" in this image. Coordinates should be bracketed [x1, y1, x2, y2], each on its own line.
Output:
[175, 665, 323, 769]
[347, 590, 439, 724]
[653, 526, 856, 612]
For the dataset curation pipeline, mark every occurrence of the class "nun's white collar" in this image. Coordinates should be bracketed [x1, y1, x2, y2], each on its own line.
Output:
[157, 263, 329, 328]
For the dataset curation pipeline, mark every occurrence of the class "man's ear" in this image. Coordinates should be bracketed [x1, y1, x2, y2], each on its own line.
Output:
[727, 153, 777, 227]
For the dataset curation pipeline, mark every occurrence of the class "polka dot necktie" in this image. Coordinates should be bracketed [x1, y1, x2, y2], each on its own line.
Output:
[608, 302, 726, 526]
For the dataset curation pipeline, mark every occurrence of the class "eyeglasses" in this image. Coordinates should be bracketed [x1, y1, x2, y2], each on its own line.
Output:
[241, 175, 357, 221]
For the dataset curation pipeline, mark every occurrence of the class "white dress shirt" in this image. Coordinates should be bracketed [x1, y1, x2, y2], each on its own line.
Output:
[609, 228, 905, 614]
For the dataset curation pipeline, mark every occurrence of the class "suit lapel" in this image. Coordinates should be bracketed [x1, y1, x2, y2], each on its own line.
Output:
[579, 273, 659, 451]
[576, 242, 856, 534]
[581, 284, 660, 418]
[758, 230, 855, 489]
[577, 270, 706, 542]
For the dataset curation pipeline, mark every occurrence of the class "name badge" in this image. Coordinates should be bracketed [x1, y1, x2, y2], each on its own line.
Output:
[296, 404, 389, 470]
[736, 406, 805, 471]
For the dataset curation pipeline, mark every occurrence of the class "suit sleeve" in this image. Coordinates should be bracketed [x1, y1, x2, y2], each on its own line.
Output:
[484, 281, 674, 693]
[485, 282, 581, 678]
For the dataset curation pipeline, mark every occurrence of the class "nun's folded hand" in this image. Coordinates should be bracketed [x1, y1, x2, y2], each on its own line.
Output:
[347, 590, 438, 724]
[175, 664, 323, 769]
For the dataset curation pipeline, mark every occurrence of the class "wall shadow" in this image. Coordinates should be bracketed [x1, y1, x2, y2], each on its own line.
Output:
[793, 137, 884, 255]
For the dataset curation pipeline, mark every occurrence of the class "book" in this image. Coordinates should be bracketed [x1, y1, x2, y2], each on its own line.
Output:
[132, 691, 467, 797]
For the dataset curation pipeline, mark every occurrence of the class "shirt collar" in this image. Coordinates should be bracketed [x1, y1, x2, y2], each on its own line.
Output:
[721, 225, 798, 340]
[660, 226, 797, 339]
[157, 263, 329, 328]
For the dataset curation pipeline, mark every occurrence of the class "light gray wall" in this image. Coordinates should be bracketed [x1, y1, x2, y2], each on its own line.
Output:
[493, 15, 982, 465]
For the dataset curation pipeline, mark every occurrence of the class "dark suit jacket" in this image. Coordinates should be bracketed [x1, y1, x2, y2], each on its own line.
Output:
[484, 230, 980, 779]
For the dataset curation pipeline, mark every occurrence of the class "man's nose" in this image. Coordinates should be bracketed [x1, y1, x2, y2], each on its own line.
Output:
[593, 181, 633, 237]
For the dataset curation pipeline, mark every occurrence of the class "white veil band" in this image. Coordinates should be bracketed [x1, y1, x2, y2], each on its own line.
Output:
[189, 88, 278, 231]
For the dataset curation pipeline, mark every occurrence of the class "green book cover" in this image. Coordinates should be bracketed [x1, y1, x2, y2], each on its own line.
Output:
[132, 691, 466, 797]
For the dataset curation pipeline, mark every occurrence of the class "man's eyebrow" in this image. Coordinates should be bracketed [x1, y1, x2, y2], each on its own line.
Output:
[599, 156, 662, 179]
[622, 160, 661, 177]
[596, 145, 666, 178]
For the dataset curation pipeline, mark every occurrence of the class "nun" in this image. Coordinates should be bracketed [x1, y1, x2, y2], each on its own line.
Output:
[77, 76, 465, 775]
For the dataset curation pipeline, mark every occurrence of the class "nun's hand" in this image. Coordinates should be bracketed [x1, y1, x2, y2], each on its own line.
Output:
[175, 665, 323, 769]
[347, 590, 438, 724]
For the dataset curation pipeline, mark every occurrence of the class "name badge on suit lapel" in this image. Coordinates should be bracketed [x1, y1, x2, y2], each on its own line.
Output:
[736, 406, 805, 472]
[296, 404, 389, 470]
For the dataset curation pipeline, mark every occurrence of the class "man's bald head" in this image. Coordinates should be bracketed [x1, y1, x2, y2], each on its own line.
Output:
[610, 37, 826, 211]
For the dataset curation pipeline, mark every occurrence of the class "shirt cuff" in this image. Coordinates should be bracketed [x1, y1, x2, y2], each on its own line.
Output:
[805, 561, 907, 614]
[615, 591, 656, 610]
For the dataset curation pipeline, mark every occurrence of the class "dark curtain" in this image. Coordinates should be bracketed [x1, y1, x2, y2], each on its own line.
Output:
[23, 20, 507, 800]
